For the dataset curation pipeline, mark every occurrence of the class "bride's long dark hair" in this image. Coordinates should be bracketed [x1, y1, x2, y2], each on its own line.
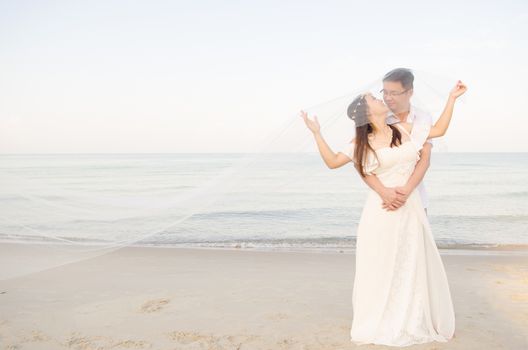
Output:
[347, 95, 402, 177]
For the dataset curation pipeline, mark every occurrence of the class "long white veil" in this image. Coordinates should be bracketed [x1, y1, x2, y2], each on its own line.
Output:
[0, 70, 461, 280]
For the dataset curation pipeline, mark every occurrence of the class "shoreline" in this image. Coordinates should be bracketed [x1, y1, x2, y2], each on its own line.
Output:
[1, 239, 528, 256]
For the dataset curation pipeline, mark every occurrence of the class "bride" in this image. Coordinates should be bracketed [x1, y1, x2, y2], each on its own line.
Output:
[301, 80, 467, 347]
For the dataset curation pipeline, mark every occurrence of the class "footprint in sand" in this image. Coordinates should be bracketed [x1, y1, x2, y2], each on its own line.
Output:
[63, 332, 150, 349]
[111, 339, 150, 348]
[166, 331, 214, 345]
[510, 293, 528, 302]
[139, 298, 170, 313]
[166, 331, 261, 348]
[20, 330, 51, 343]
[264, 312, 289, 320]
[275, 337, 300, 349]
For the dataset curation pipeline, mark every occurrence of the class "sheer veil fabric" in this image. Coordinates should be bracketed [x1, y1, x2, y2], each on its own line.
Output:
[0, 70, 457, 281]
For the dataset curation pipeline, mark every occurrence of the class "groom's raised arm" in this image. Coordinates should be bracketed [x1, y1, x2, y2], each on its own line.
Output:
[407, 142, 432, 190]
[390, 142, 432, 207]
[386, 111, 434, 207]
[407, 112, 434, 189]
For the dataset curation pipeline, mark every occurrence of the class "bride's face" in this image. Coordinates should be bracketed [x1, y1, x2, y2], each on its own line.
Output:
[364, 93, 389, 116]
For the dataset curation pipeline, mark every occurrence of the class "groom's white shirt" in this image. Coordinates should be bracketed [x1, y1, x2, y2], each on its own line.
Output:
[386, 105, 433, 209]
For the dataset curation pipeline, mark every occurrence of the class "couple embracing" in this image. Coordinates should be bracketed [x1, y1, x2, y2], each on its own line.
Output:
[301, 68, 467, 347]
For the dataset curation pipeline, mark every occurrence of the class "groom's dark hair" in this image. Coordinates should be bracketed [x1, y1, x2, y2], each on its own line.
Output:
[383, 68, 414, 89]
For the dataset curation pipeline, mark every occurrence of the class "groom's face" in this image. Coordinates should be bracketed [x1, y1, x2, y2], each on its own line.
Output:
[382, 81, 412, 114]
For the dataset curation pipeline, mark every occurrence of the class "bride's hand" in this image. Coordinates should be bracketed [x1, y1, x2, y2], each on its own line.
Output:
[300, 110, 321, 135]
[380, 188, 406, 211]
[450, 80, 467, 99]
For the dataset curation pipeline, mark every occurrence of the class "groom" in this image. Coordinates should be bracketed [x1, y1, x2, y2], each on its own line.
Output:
[361, 68, 433, 214]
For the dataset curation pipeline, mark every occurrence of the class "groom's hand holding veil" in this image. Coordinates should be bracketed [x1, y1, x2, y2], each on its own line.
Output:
[450, 80, 468, 99]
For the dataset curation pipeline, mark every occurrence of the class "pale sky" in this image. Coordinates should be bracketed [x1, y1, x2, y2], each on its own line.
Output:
[1, 0, 527, 153]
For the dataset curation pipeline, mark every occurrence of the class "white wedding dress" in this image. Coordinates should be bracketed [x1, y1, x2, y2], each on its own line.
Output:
[340, 122, 455, 347]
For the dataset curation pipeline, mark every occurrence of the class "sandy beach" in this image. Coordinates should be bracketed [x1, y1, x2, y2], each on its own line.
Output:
[0, 243, 527, 350]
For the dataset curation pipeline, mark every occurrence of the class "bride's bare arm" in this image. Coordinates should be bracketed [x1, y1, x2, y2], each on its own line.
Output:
[300, 110, 353, 169]
[312, 132, 352, 169]
[301, 109, 408, 210]
[312, 131, 406, 209]
[429, 81, 467, 138]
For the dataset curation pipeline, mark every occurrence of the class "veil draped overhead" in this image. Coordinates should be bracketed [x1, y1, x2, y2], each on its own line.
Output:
[0, 70, 457, 280]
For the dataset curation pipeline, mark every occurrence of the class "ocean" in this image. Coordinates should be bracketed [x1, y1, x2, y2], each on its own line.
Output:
[0, 152, 527, 251]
